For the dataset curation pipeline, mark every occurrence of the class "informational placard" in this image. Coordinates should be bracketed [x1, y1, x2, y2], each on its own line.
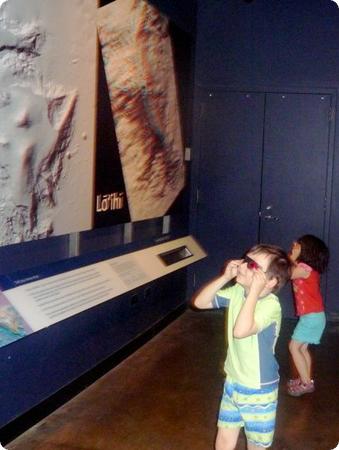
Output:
[0, 236, 206, 348]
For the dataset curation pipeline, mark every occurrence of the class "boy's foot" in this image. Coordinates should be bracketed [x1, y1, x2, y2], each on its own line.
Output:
[287, 380, 315, 397]
[287, 378, 301, 388]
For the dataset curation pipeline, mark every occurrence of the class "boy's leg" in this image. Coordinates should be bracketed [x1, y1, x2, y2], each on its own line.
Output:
[217, 380, 243, 450]
[215, 426, 241, 450]
[233, 383, 278, 449]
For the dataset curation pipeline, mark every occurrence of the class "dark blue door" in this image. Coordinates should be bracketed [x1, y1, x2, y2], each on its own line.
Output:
[194, 91, 332, 317]
[259, 93, 332, 316]
[260, 93, 331, 248]
[194, 92, 265, 287]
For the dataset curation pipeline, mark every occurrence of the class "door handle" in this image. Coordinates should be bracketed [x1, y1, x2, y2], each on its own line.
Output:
[263, 215, 279, 221]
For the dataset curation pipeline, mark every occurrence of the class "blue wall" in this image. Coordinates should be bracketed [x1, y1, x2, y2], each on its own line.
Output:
[195, 0, 339, 88]
[193, 0, 339, 313]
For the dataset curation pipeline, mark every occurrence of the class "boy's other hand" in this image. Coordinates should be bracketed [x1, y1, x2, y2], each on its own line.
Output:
[249, 268, 268, 296]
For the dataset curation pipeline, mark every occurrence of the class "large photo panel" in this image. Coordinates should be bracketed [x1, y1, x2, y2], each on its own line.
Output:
[95, 0, 185, 227]
[0, 0, 97, 245]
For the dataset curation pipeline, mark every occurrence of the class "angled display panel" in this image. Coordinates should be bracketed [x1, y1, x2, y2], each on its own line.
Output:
[0, 0, 97, 245]
[95, 0, 185, 226]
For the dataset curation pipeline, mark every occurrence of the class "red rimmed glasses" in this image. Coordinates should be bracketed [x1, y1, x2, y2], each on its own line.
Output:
[243, 255, 266, 273]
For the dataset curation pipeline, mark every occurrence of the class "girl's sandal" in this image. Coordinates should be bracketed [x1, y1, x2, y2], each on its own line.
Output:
[287, 378, 301, 388]
[287, 380, 315, 397]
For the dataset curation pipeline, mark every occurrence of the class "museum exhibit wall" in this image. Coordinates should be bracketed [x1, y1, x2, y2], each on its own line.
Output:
[0, 0, 197, 435]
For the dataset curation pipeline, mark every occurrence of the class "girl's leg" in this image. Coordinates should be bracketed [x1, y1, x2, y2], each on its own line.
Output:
[288, 339, 311, 384]
[300, 343, 312, 380]
[215, 426, 241, 450]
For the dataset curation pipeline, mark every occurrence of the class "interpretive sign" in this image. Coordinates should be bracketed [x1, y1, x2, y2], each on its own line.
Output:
[0, 236, 206, 348]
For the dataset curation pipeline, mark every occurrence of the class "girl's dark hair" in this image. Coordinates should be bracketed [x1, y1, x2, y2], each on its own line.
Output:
[297, 234, 329, 273]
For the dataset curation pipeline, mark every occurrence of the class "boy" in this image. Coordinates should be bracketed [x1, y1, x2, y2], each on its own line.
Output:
[193, 244, 291, 450]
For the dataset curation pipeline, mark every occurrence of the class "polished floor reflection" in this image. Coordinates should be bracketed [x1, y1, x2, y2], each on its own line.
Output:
[6, 309, 339, 450]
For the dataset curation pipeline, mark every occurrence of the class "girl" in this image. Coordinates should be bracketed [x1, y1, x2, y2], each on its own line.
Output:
[287, 234, 329, 396]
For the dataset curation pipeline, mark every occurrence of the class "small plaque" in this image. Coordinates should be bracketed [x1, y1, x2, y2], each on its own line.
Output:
[158, 246, 193, 266]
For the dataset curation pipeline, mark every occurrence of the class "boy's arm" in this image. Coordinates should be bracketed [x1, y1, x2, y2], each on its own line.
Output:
[233, 269, 267, 338]
[192, 259, 242, 309]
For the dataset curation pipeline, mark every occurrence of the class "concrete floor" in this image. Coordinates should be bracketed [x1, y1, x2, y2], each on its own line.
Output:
[6, 309, 339, 450]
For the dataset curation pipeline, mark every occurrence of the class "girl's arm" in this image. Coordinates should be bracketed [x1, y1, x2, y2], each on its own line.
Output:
[290, 263, 311, 280]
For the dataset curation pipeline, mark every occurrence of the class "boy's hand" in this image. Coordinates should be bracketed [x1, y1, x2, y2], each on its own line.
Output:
[223, 259, 242, 282]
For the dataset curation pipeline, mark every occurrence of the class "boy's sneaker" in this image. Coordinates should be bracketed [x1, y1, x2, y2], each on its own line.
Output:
[287, 380, 315, 397]
[287, 378, 301, 388]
